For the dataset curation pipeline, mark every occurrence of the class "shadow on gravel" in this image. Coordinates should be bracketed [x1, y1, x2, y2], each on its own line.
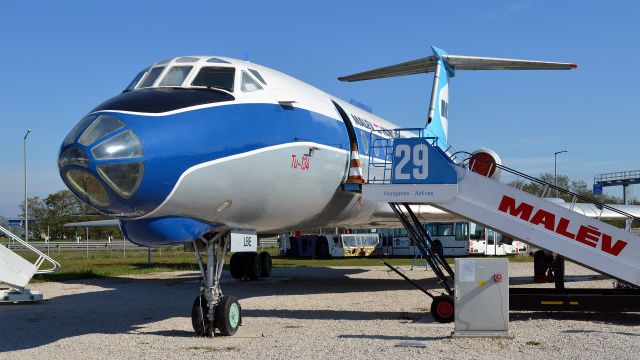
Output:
[242, 309, 417, 321]
[0, 266, 440, 352]
[509, 274, 608, 286]
[562, 329, 640, 337]
[338, 334, 449, 341]
[511, 311, 640, 326]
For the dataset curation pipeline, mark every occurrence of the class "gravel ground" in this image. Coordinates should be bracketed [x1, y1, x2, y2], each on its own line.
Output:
[1, 261, 638, 359]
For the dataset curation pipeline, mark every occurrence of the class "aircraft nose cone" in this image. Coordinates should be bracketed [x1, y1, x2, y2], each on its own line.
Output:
[58, 113, 144, 216]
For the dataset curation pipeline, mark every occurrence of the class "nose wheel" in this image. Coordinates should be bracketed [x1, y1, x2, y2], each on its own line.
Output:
[191, 230, 242, 337]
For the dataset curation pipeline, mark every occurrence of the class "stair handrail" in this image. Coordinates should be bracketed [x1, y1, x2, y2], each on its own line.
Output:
[0, 225, 61, 274]
[457, 153, 640, 226]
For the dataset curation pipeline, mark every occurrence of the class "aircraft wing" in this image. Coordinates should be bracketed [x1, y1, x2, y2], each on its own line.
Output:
[339, 54, 576, 82]
[64, 219, 120, 228]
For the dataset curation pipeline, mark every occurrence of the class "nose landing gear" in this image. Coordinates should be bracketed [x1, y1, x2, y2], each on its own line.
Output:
[191, 230, 241, 337]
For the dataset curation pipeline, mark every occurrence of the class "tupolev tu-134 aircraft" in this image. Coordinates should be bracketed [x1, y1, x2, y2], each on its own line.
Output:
[58, 46, 635, 336]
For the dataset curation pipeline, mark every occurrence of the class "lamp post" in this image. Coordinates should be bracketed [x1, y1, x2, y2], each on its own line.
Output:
[24, 129, 31, 242]
[554, 150, 568, 198]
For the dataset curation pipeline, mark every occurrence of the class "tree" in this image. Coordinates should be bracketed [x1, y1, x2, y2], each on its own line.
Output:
[508, 172, 622, 204]
[20, 190, 121, 240]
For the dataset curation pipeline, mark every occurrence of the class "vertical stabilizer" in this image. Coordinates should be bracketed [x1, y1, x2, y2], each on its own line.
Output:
[426, 46, 454, 144]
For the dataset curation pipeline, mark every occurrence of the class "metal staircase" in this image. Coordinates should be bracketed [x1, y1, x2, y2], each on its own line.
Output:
[363, 132, 640, 315]
[0, 225, 60, 302]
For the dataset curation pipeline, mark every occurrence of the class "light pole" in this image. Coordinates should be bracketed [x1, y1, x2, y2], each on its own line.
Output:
[24, 129, 31, 242]
[554, 150, 568, 198]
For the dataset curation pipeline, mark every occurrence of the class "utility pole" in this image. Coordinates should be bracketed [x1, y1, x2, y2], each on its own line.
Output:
[24, 129, 31, 242]
[554, 150, 568, 198]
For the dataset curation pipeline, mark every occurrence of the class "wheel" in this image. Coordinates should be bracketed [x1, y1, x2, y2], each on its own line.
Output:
[191, 295, 212, 336]
[216, 295, 241, 336]
[432, 241, 444, 258]
[230, 253, 245, 280]
[288, 237, 299, 257]
[533, 250, 546, 275]
[259, 251, 272, 277]
[315, 236, 330, 259]
[245, 252, 262, 280]
[430, 295, 454, 323]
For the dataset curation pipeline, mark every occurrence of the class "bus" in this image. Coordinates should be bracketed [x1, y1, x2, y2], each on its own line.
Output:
[377, 221, 528, 257]
[468, 222, 528, 256]
[377, 221, 470, 257]
[280, 233, 379, 258]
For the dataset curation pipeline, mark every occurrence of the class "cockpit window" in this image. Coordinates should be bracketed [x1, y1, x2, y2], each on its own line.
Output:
[138, 66, 165, 88]
[175, 56, 199, 63]
[248, 69, 267, 84]
[158, 66, 193, 87]
[191, 67, 235, 92]
[241, 71, 263, 92]
[207, 57, 231, 64]
[124, 68, 148, 92]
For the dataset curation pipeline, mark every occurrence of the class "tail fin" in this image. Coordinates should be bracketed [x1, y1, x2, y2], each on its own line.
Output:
[426, 46, 451, 143]
[338, 46, 577, 145]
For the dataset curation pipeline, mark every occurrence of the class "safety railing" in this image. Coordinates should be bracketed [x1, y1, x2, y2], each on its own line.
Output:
[459, 154, 640, 229]
[0, 225, 61, 274]
[594, 170, 640, 185]
[367, 128, 461, 184]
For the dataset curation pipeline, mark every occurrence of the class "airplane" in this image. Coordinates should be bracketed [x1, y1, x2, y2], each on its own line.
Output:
[57, 46, 635, 337]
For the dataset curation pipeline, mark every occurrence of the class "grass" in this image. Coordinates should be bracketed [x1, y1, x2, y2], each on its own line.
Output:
[8, 246, 531, 282]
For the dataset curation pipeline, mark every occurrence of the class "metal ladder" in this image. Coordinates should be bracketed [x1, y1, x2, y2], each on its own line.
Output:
[1, 225, 60, 302]
[388, 203, 455, 296]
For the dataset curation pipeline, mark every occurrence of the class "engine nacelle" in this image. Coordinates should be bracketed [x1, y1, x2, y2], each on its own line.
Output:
[468, 148, 502, 180]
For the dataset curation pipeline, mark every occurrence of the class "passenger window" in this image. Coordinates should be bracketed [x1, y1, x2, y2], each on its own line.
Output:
[455, 222, 468, 241]
[240, 71, 263, 92]
[138, 67, 165, 88]
[437, 223, 453, 236]
[159, 66, 193, 87]
[191, 67, 235, 92]
[248, 69, 267, 84]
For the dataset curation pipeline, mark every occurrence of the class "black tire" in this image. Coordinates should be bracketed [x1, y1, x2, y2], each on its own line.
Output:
[259, 251, 272, 277]
[230, 253, 245, 280]
[432, 241, 444, 258]
[430, 295, 455, 323]
[315, 236, 330, 259]
[245, 252, 262, 280]
[533, 250, 546, 276]
[288, 237, 299, 257]
[191, 295, 212, 336]
[216, 295, 241, 336]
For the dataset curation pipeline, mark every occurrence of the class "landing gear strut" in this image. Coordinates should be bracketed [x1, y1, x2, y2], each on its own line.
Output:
[191, 231, 241, 337]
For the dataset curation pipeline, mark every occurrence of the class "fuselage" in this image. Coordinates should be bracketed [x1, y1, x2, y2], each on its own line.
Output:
[58, 56, 449, 246]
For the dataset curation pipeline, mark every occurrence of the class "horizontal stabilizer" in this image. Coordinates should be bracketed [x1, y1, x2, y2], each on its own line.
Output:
[339, 54, 577, 82]
[64, 219, 120, 228]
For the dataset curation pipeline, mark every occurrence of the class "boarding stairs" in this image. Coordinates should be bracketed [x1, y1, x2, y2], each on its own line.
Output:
[0, 225, 60, 302]
[363, 133, 640, 287]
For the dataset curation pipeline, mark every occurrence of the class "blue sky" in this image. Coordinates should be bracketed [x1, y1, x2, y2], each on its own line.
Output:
[0, 1, 638, 216]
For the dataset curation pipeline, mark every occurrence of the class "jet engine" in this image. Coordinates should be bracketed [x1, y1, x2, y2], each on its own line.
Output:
[468, 148, 502, 180]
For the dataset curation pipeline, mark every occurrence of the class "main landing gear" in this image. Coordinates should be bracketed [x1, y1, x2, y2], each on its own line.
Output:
[191, 231, 241, 337]
[229, 251, 272, 280]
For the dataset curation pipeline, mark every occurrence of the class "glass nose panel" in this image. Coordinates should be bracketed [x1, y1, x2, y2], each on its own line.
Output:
[66, 169, 110, 207]
[92, 130, 143, 160]
[59, 147, 89, 168]
[78, 115, 125, 146]
[97, 162, 144, 198]
[63, 115, 96, 146]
